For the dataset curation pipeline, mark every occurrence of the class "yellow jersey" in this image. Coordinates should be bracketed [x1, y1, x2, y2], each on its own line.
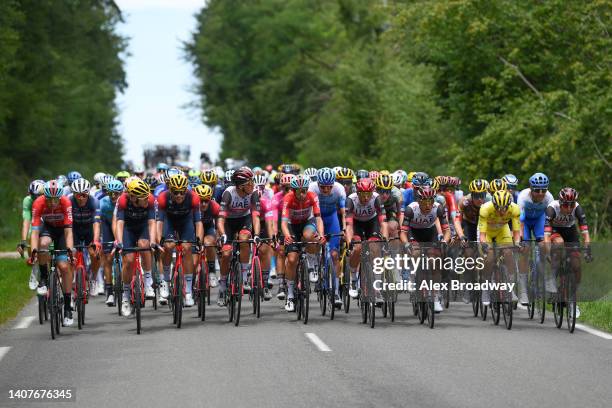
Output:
[478, 201, 520, 234]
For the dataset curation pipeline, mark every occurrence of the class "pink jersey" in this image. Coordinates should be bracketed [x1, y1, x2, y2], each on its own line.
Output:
[259, 188, 276, 221]
[272, 191, 285, 222]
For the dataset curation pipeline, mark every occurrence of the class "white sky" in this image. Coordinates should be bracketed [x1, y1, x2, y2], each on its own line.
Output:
[115, 0, 221, 168]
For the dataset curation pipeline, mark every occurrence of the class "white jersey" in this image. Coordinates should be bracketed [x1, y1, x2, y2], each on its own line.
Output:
[405, 201, 442, 229]
[347, 192, 381, 222]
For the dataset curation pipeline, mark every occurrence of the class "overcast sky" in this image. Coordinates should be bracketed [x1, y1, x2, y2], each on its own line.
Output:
[115, 0, 221, 168]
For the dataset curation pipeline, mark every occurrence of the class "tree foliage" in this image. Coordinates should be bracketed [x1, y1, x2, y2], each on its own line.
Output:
[187, 0, 610, 235]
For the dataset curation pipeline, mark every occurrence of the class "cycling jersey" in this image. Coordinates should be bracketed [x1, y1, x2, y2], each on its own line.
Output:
[213, 183, 224, 202]
[219, 186, 260, 219]
[517, 188, 554, 220]
[259, 188, 276, 221]
[379, 187, 403, 221]
[402, 188, 414, 210]
[441, 191, 458, 221]
[345, 193, 385, 223]
[200, 200, 220, 226]
[31, 195, 73, 230]
[99, 195, 117, 247]
[401, 202, 448, 230]
[94, 189, 106, 201]
[545, 201, 588, 231]
[281, 191, 321, 224]
[70, 195, 101, 228]
[154, 184, 167, 198]
[458, 193, 491, 225]
[22, 195, 34, 222]
[156, 190, 201, 223]
[478, 202, 520, 233]
[308, 182, 346, 217]
[116, 193, 155, 225]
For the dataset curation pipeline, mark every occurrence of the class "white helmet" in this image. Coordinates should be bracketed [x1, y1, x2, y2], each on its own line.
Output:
[93, 172, 106, 184]
[392, 171, 403, 187]
[134, 165, 145, 174]
[71, 178, 91, 194]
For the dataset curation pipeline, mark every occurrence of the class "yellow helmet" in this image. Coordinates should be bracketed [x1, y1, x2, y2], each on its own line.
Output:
[194, 184, 213, 201]
[469, 179, 489, 193]
[168, 174, 188, 192]
[375, 173, 393, 190]
[336, 167, 354, 180]
[407, 171, 416, 182]
[199, 169, 218, 185]
[492, 190, 512, 210]
[431, 178, 440, 192]
[489, 178, 507, 193]
[379, 170, 391, 176]
[127, 178, 150, 198]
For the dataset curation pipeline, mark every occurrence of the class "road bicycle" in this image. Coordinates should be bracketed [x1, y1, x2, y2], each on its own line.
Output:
[224, 239, 257, 326]
[486, 243, 519, 330]
[37, 249, 68, 340]
[317, 233, 344, 320]
[119, 247, 150, 334]
[524, 239, 546, 324]
[551, 245, 590, 333]
[359, 238, 387, 329]
[165, 238, 198, 329]
[194, 243, 218, 321]
[73, 243, 93, 330]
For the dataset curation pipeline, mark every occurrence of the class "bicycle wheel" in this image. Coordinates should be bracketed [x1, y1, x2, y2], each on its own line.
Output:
[303, 263, 310, 325]
[502, 302, 513, 330]
[318, 287, 326, 316]
[369, 301, 375, 328]
[49, 272, 57, 340]
[491, 301, 500, 325]
[135, 274, 142, 335]
[418, 302, 426, 324]
[234, 263, 242, 327]
[361, 300, 368, 324]
[199, 265, 206, 322]
[427, 301, 434, 328]
[38, 295, 45, 325]
[471, 290, 479, 317]
[382, 300, 387, 318]
[114, 260, 122, 317]
[480, 294, 488, 321]
[566, 272, 576, 333]
[342, 261, 350, 313]
[176, 268, 183, 329]
[252, 260, 261, 318]
[76, 266, 84, 330]
[553, 301, 563, 328]
[390, 301, 395, 322]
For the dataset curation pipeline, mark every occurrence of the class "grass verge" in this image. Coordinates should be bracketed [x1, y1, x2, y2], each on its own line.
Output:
[578, 301, 612, 333]
[0, 259, 34, 326]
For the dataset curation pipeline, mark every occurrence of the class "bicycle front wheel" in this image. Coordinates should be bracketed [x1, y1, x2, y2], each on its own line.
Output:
[135, 274, 142, 335]
[76, 266, 85, 330]
[502, 302, 513, 330]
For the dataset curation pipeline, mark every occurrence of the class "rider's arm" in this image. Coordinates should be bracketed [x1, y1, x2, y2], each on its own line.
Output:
[251, 191, 261, 236]
[575, 204, 590, 245]
[399, 206, 413, 244]
[436, 205, 451, 242]
[543, 205, 555, 244]
[344, 197, 354, 243]
[21, 196, 32, 243]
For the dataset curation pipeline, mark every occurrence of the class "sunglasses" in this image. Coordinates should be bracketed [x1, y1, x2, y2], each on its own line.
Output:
[560, 201, 575, 208]
[418, 198, 434, 204]
[294, 188, 307, 194]
[532, 188, 547, 194]
[472, 193, 486, 200]
[75, 193, 89, 199]
[172, 190, 186, 196]
[378, 189, 391, 194]
[339, 180, 353, 185]
[357, 192, 373, 197]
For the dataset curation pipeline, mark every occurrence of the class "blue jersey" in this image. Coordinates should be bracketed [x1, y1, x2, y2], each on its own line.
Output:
[154, 183, 167, 198]
[69, 195, 101, 227]
[94, 190, 107, 201]
[213, 184, 224, 202]
[99, 196, 116, 224]
[402, 188, 414, 210]
[308, 182, 346, 218]
[517, 188, 554, 220]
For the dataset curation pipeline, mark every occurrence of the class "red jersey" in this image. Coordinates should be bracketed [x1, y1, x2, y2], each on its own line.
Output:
[281, 191, 321, 224]
[442, 191, 459, 221]
[31, 195, 73, 229]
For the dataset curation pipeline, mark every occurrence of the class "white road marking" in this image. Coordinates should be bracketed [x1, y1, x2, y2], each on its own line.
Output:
[0, 347, 11, 362]
[575, 324, 612, 340]
[305, 333, 331, 352]
[517, 303, 527, 310]
[14, 316, 36, 329]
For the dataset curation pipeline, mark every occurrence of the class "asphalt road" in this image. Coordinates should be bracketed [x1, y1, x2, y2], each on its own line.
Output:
[0, 289, 610, 408]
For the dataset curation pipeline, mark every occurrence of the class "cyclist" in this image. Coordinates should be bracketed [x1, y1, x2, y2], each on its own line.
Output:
[69, 178, 103, 296]
[336, 167, 355, 197]
[30, 180, 75, 326]
[478, 190, 521, 306]
[99, 179, 123, 306]
[157, 174, 203, 308]
[91, 172, 106, 196]
[345, 178, 388, 304]
[115, 178, 157, 317]
[544, 187, 592, 318]
[194, 184, 220, 289]
[400, 186, 450, 312]
[254, 174, 276, 300]
[115, 171, 130, 185]
[187, 169, 201, 188]
[134, 166, 145, 179]
[402, 172, 431, 210]
[309, 168, 346, 305]
[64, 171, 82, 195]
[94, 175, 114, 201]
[281, 175, 325, 312]
[438, 176, 467, 242]
[304, 167, 318, 182]
[18, 180, 45, 290]
[273, 173, 295, 301]
[200, 169, 223, 202]
[217, 167, 260, 307]
[503, 174, 519, 203]
[375, 172, 403, 238]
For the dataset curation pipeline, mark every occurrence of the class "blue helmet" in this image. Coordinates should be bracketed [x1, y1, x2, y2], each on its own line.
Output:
[67, 171, 82, 183]
[167, 168, 183, 178]
[106, 179, 124, 194]
[316, 167, 336, 186]
[157, 163, 169, 172]
[188, 175, 201, 186]
[529, 172, 549, 189]
[412, 172, 431, 187]
[503, 174, 518, 189]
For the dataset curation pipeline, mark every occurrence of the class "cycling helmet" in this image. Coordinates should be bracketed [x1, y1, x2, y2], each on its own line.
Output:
[559, 187, 578, 202]
[225, 170, 235, 182]
[281, 174, 295, 186]
[134, 165, 145, 175]
[127, 178, 151, 198]
[369, 170, 380, 181]
[492, 190, 512, 210]
[391, 171, 403, 187]
[395, 170, 408, 184]
[93, 172, 106, 184]
[116, 170, 130, 179]
[356, 178, 375, 193]
[503, 174, 518, 189]
[43, 180, 63, 198]
[290, 175, 310, 190]
[412, 172, 431, 187]
[156, 163, 169, 172]
[106, 179, 124, 194]
[253, 174, 268, 187]
[194, 184, 213, 201]
[67, 171, 82, 183]
[57, 175, 68, 186]
[232, 167, 254, 185]
[100, 175, 115, 188]
[304, 167, 318, 181]
[336, 167, 355, 180]
[416, 186, 436, 200]
[529, 172, 549, 189]
[431, 178, 440, 192]
[200, 169, 218, 185]
[29, 180, 45, 196]
[188, 176, 201, 187]
[489, 178, 507, 193]
[449, 176, 461, 187]
[71, 178, 91, 194]
[188, 169, 201, 178]
[316, 167, 336, 186]
[375, 173, 393, 190]
[144, 174, 159, 188]
[407, 172, 416, 183]
[125, 176, 140, 188]
[280, 164, 293, 174]
[469, 179, 489, 193]
[168, 174, 188, 192]
[291, 163, 301, 174]
[252, 166, 263, 174]
[356, 169, 369, 180]
[166, 168, 183, 178]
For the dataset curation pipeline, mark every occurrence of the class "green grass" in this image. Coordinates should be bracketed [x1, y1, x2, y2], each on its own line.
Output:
[578, 301, 612, 333]
[0, 259, 34, 326]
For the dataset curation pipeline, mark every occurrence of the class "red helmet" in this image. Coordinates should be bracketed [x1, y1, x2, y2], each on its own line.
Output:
[232, 167, 254, 185]
[280, 173, 295, 186]
[559, 187, 578, 202]
[416, 186, 436, 200]
[356, 178, 375, 193]
[368, 170, 379, 181]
